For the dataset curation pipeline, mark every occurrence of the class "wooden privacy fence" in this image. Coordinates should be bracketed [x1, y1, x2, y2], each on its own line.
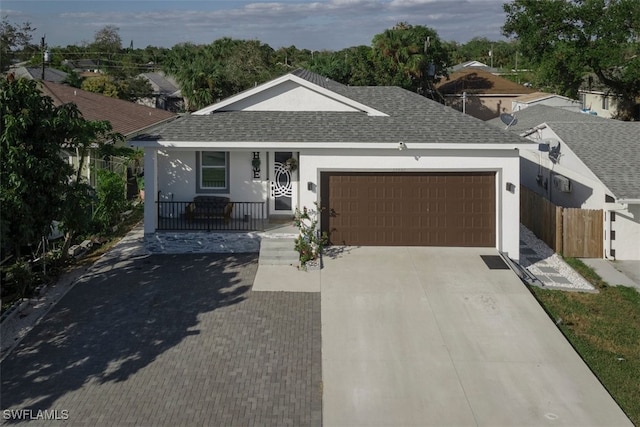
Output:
[520, 186, 603, 258]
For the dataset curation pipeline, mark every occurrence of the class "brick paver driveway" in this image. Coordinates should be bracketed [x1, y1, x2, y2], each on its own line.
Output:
[1, 254, 321, 426]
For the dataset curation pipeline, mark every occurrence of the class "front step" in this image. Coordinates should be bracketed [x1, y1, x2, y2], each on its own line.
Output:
[259, 238, 299, 266]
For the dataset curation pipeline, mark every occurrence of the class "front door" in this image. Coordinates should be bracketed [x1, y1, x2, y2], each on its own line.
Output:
[270, 151, 296, 214]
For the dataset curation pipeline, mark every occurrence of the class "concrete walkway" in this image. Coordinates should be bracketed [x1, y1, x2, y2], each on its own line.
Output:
[582, 258, 640, 291]
[319, 246, 632, 426]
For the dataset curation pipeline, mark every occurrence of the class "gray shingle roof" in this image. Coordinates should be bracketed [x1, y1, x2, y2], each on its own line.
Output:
[137, 84, 532, 146]
[140, 72, 181, 96]
[548, 122, 640, 200]
[291, 68, 347, 92]
[486, 104, 605, 133]
[488, 105, 640, 200]
[10, 66, 68, 83]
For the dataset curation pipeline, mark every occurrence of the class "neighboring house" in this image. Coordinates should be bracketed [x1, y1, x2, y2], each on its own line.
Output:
[579, 74, 640, 120]
[512, 92, 582, 113]
[8, 66, 68, 83]
[137, 72, 184, 112]
[61, 59, 101, 73]
[488, 105, 640, 260]
[436, 67, 536, 121]
[132, 69, 532, 261]
[39, 81, 177, 187]
[579, 89, 619, 118]
[449, 61, 499, 74]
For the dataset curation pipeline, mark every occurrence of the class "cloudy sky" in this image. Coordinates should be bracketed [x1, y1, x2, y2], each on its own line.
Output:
[3, 0, 510, 51]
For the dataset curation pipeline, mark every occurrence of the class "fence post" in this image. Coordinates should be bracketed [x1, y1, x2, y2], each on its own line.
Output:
[555, 206, 563, 254]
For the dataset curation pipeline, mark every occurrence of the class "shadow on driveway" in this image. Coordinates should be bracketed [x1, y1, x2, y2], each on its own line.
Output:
[1, 253, 321, 426]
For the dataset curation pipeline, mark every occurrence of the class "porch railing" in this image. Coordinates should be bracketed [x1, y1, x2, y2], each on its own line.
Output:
[156, 200, 266, 231]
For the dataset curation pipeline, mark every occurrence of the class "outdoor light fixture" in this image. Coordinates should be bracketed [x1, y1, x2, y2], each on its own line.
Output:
[506, 182, 516, 193]
[398, 141, 406, 151]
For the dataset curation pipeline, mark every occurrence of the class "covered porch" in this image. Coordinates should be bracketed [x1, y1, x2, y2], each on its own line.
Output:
[155, 198, 267, 232]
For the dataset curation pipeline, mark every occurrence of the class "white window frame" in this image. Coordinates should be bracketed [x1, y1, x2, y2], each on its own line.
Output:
[196, 151, 229, 193]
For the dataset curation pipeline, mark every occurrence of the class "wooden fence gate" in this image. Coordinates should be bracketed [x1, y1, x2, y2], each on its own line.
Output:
[521, 186, 603, 258]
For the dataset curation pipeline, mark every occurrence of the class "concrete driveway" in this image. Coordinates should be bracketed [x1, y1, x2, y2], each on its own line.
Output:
[320, 246, 632, 426]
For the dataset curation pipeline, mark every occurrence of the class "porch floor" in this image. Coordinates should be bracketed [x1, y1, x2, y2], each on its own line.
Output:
[146, 219, 299, 255]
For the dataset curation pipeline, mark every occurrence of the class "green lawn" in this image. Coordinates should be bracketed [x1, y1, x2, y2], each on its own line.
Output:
[529, 258, 640, 425]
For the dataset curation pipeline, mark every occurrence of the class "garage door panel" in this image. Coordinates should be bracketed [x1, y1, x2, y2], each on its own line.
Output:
[321, 172, 495, 247]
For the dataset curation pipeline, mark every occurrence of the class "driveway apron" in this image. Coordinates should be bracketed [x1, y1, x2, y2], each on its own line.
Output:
[320, 246, 632, 427]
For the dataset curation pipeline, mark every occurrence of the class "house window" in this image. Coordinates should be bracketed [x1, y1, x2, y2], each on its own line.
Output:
[602, 96, 609, 110]
[196, 151, 229, 193]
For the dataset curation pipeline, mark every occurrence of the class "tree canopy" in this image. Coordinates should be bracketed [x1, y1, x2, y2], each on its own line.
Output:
[0, 77, 117, 257]
[0, 17, 37, 72]
[371, 23, 449, 94]
[503, 0, 640, 120]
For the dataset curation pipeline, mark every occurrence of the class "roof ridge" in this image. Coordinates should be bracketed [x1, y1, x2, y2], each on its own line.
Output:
[291, 68, 346, 90]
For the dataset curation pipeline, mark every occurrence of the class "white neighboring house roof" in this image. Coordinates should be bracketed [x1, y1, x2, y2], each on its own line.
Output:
[488, 105, 640, 201]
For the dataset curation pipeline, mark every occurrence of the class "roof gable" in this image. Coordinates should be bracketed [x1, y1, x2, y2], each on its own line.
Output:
[193, 70, 388, 117]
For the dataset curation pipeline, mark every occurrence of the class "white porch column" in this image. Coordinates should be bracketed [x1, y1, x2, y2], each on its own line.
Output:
[143, 148, 157, 234]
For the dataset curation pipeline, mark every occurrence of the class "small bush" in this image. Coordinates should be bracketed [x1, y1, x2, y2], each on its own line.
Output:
[293, 204, 328, 270]
[93, 169, 128, 232]
[3, 259, 34, 300]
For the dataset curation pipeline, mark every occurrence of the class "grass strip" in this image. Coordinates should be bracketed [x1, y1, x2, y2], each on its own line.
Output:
[529, 258, 640, 425]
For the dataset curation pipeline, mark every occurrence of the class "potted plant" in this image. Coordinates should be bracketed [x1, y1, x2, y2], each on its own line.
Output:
[285, 157, 298, 172]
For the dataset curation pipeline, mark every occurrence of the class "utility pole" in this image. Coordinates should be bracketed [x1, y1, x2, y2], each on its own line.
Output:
[41, 35, 46, 80]
[490, 44, 494, 68]
[41, 35, 50, 80]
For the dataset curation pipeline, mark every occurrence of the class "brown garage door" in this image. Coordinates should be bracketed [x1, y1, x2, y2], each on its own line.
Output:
[320, 172, 495, 247]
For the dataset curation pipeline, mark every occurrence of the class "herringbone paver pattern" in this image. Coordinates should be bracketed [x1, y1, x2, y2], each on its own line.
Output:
[0, 254, 321, 426]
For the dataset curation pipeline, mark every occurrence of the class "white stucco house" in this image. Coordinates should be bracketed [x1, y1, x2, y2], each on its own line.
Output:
[132, 70, 533, 261]
[489, 105, 640, 260]
[511, 92, 583, 113]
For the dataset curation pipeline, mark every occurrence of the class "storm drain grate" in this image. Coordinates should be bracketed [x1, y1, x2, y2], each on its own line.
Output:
[480, 255, 510, 270]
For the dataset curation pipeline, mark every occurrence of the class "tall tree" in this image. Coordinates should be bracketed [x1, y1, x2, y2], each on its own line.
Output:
[0, 77, 116, 257]
[0, 18, 37, 71]
[371, 23, 449, 95]
[164, 38, 276, 110]
[90, 25, 122, 60]
[503, 0, 640, 120]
